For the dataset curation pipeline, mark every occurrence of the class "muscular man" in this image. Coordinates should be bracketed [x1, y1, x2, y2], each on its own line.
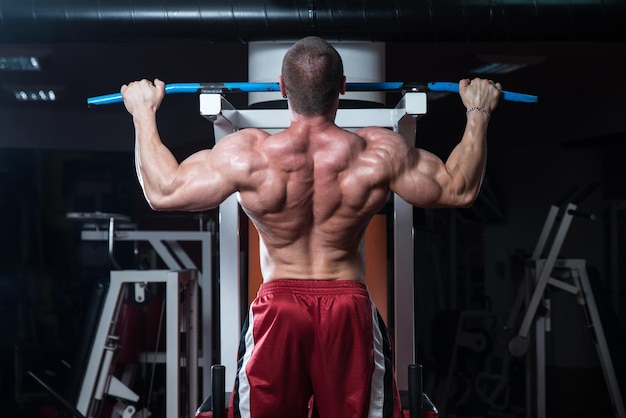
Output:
[121, 36, 502, 418]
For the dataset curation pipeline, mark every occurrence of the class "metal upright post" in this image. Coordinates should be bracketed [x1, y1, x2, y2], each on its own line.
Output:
[571, 260, 626, 418]
[393, 93, 421, 391]
[204, 94, 243, 394]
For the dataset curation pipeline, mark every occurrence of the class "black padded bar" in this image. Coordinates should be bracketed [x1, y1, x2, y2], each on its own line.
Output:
[408, 364, 423, 418]
[211, 364, 226, 418]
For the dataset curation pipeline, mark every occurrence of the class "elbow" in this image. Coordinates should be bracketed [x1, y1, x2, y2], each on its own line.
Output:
[144, 190, 214, 212]
[145, 199, 164, 212]
[450, 186, 480, 209]
[143, 192, 170, 211]
[458, 195, 476, 209]
[449, 172, 484, 208]
[147, 201, 166, 211]
[461, 186, 483, 208]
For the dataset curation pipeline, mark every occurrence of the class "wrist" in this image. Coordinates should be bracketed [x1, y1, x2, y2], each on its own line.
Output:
[466, 106, 490, 118]
[132, 108, 158, 123]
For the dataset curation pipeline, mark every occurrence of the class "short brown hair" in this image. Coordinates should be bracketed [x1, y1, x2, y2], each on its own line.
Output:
[281, 36, 344, 116]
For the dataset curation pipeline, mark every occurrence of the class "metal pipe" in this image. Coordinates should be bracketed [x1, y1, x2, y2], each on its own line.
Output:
[0, 0, 625, 43]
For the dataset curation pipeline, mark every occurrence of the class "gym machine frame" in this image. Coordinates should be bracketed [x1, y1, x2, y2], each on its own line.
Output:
[506, 186, 625, 418]
[79, 219, 214, 395]
[71, 213, 212, 418]
[76, 269, 199, 418]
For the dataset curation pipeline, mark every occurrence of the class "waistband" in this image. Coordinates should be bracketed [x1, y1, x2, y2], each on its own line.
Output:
[258, 279, 369, 297]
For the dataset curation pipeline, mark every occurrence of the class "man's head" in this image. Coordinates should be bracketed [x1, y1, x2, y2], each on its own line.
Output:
[281, 36, 345, 117]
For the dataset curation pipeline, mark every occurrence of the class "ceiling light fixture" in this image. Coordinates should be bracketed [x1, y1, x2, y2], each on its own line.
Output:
[14, 89, 57, 101]
[470, 54, 546, 76]
[470, 62, 529, 75]
[3, 84, 65, 102]
[0, 56, 42, 71]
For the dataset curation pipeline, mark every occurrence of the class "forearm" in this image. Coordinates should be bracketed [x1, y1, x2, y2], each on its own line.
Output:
[443, 111, 489, 206]
[133, 111, 181, 209]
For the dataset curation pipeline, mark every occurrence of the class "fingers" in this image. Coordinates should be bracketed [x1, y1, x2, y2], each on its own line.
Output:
[124, 79, 160, 88]
[121, 79, 164, 96]
[153, 79, 165, 96]
[469, 77, 502, 95]
[460, 78, 501, 96]
[486, 79, 503, 93]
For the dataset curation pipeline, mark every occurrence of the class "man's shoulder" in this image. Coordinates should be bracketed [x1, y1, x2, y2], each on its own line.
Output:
[356, 126, 394, 137]
[222, 128, 270, 146]
[237, 127, 271, 139]
[355, 126, 404, 146]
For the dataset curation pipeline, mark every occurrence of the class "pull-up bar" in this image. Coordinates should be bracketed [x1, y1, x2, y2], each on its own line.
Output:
[87, 81, 538, 106]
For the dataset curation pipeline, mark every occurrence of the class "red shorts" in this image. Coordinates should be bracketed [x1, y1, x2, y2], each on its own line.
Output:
[228, 279, 403, 418]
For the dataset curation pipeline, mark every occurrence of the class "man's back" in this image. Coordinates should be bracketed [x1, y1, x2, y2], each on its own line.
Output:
[237, 120, 392, 282]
